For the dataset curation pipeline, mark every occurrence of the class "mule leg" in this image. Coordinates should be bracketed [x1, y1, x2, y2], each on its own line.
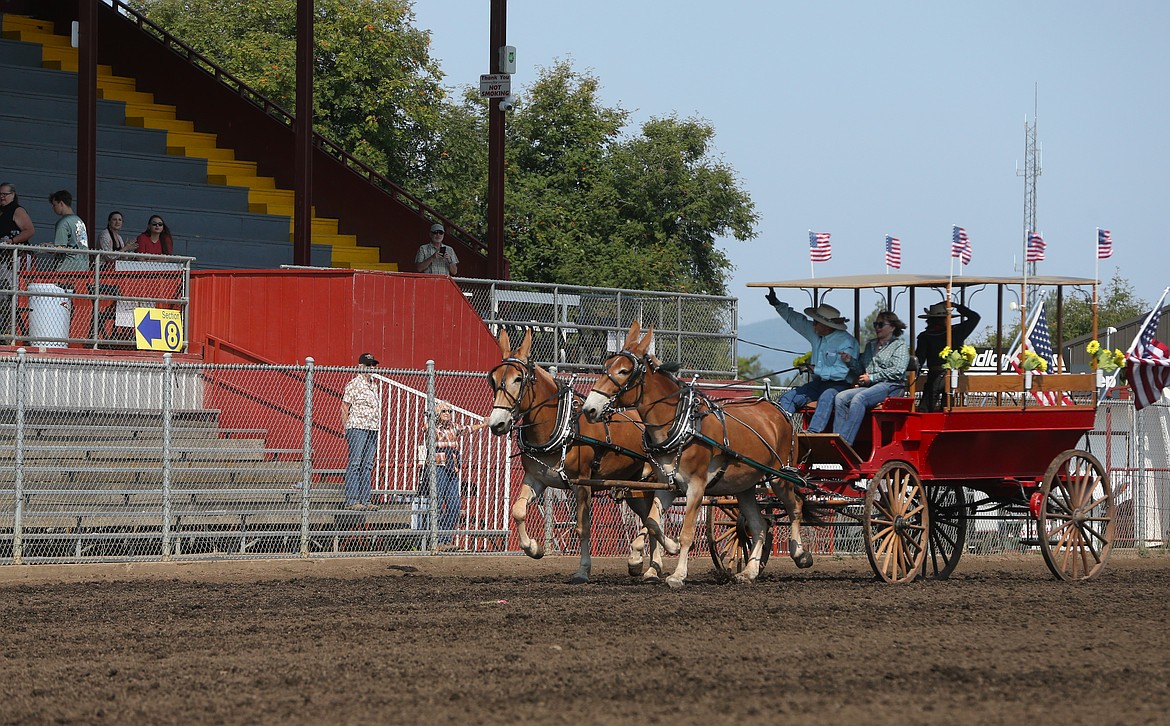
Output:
[510, 480, 546, 559]
[665, 483, 703, 589]
[774, 483, 813, 569]
[734, 495, 768, 584]
[640, 492, 681, 556]
[624, 497, 649, 577]
[570, 486, 592, 584]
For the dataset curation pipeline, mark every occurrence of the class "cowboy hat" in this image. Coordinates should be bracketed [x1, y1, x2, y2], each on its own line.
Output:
[802, 303, 848, 331]
[919, 302, 959, 319]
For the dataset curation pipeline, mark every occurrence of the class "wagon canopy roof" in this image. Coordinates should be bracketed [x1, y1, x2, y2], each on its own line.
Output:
[745, 273, 1100, 290]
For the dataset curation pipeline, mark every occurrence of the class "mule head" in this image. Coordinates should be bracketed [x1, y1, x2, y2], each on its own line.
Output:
[582, 322, 654, 422]
[487, 327, 537, 435]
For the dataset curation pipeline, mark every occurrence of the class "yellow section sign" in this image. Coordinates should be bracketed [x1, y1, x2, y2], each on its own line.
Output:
[134, 308, 185, 352]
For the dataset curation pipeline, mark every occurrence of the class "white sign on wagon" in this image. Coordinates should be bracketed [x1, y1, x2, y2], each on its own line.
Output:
[479, 73, 512, 98]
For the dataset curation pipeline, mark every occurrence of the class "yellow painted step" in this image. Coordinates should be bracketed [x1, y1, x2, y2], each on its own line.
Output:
[122, 101, 176, 119]
[206, 159, 259, 177]
[126, 116, 196, 133]
[99, 75, 140, 92]
[335, 261, 399, 272]
[209, 174, 276, 190]
[172, 144, 235, 161]
[327, 245, 382, 264]
[98, 86, 155, 105]
[1, 16, 54, 33]
[5, 28, 70, 47]
[313, 232, 359, 248]
[247, 189, 294, 207]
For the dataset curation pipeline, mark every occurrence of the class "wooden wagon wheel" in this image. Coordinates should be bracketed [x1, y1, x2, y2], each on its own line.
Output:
[706, 502, 772, 577]
[1038, 449, 1115, 581]
[864, 461, 930, 583]
[925, 484, 968, 580]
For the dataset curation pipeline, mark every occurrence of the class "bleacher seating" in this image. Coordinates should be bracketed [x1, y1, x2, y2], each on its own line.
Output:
[0, 15, 397, 272]
[0, 408, 418, 557]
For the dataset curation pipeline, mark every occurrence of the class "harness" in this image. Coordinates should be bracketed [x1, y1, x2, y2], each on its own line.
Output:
[490, 356, 652, 486]
[598, 349, 808, 493]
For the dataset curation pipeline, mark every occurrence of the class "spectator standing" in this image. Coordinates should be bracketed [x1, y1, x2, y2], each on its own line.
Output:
[49, 190, 89, 272]
[832, 311, 910, 446]
[421, 401, 487, 551]
[340, 352, 382, 511]
[134, 215, 174, 256]
[0, 182, 35, 335]
[766, 288, 859, 433]
[415, 222, 459, 275]
[97, 211, 135, 252]
[0, 182, 35, 246]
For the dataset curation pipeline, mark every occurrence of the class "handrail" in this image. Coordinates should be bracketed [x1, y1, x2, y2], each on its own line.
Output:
[101, 0, 487, 257]
[203, 334, 278, 365]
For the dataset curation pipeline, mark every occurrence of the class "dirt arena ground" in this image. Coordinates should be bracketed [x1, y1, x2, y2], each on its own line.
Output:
[1, 551, 1168, 725]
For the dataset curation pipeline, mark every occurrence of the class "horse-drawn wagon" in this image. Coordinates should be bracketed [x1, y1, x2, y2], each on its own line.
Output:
[575, 273, 1114, 586]
[486, 274, 1113, 586]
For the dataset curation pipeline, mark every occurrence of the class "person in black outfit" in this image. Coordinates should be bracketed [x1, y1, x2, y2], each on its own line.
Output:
[915, 301, 981, 412]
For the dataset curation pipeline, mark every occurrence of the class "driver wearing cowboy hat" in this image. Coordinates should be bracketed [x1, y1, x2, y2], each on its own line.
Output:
[766, 288, 859, 433]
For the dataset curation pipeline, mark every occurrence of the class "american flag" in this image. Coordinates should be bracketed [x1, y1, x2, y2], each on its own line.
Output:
[1125, 290, 1170, 410]
[1026, 231, 1046, 262]
[1097, 228, 1113, 259]
[1005, 303, 1066, 405]
[884, 235, 902, 269]
[951, 225, 971, 265]
[809, 231, 832, 263]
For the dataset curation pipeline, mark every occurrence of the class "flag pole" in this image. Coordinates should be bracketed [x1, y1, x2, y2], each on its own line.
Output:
[1093, 228, 1100, 342]
[809, 230, 814, 279]
[1021, 228, 1029, 355]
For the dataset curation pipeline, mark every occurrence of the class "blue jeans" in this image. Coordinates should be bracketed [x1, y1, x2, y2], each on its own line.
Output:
[421, 467, 462, 544]
[343, 428, 377, 506]
[832, 382, 905, 445]
[780, 378, 851, 433]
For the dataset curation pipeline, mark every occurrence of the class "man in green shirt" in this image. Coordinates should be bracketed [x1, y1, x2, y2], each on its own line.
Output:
[48, 190, 89, 272]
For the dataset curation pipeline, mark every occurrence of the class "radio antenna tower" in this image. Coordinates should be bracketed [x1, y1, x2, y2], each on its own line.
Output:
[1017, 86, 1041, 281]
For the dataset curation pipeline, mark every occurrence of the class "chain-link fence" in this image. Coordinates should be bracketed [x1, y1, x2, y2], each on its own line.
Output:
[0, 352, 1167, 565]
[457, 278, 738, 378]
[1, 243, 191, 350]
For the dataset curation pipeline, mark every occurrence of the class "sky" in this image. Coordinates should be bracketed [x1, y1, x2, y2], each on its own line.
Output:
[412, 1, 1170, 328]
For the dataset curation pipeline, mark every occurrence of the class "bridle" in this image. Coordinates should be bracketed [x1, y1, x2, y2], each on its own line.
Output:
[593, 349, 649, 417]
[488, 356, 576, 451]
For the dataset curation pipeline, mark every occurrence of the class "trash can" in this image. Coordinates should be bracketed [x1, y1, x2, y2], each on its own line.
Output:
[27, 283, 71, 347]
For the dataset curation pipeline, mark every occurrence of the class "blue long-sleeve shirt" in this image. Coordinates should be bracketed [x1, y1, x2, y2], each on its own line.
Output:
[771, 301, 859, 382]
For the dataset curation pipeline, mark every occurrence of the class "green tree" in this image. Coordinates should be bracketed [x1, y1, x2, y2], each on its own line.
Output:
[129, 0, 446, 186]
[502, 62, 757, 294]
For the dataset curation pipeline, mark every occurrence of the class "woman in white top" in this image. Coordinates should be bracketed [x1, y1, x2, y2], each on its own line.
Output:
[96, 211, 137, 252]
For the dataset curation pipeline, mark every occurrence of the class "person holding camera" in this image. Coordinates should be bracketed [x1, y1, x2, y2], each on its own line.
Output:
[415, 222, 459, 275]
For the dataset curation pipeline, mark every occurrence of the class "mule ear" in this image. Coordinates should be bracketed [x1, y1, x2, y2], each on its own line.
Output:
[632, 325, 654, 355]
[621, 320, 642, 349]
[517, 326, 534, 360]
[497, 327, 512, 358]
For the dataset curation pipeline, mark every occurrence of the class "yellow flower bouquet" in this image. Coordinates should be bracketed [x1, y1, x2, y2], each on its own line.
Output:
[1021, 350, 1048, 372]
[1086, 340, 1125, 373]
[793, 352, 811, 368]
[940, 344, 977, 371]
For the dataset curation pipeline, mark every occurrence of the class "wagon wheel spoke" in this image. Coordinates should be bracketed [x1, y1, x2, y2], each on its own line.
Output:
[1039, 450, 1115, 582]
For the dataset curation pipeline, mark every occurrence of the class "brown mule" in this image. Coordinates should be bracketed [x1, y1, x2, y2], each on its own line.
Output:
[581, 321, 812, 589]
[487, 328, 679, 584]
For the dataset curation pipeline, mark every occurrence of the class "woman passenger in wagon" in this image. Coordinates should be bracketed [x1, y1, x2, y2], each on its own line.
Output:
[832, 310, 909, 446]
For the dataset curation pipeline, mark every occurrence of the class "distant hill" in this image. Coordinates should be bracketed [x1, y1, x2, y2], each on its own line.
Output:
[736, 316, 809, 379]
